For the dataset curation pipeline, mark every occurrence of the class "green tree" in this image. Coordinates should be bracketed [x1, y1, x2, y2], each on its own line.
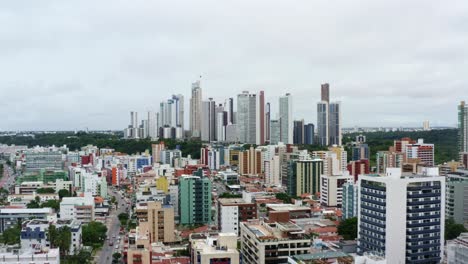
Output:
[58, 226, 72, 255]
[62, 250, 92, 264]
[275, 193, 293, 204]
[446, 218, 467, 240]
[337, 217, 358, 240]
[36, 188, 56, 194]
[118, 213, 129, 226]
[26, 196, 41, 208]
[0, 226, 20, 245]
[41, 199, 60, 211]
[58, 189, 71, 199]
[82, 221, 107, 248]
[219, 193, 242, 198]
[112, 252, 122, 263]
[110, 196, 116, 204]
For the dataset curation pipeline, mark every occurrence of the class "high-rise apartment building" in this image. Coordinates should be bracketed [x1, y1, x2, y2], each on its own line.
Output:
[201, 98, 216, 142]
[321, 83, 330, 102]
[179, 174, 212, 225]
[320, 171, 354, 207]
[405, 139, 435, 166]
[317, 84, 342, 146]
[347, 159, 370, 182]
[134, 201, 175, 243]
[279, 93, 293, 144]
[237, 91, 258, 144]
[265, 102, 271, 142]
[317, 101, 329, 146]
[357, 168, 445, 263]
[293, 119, 305, 144]
[269, 119, 281, 144]
[225, 98, 234, 124]
[287, 152, 323, 197]
[190, 80, 202, 138]
[147, 111, 157, 139]
[258, 91, 265, 145]
[352, 143, 370, 161]
[238, 147, 262, 176]
[376, 150, 405, 174]
[459, 101, 468, 153]
[304, 123, 314, 145]
[329, 102, 342, 146]
[445, 170, 468, 227]
[447, 233, 468, 264]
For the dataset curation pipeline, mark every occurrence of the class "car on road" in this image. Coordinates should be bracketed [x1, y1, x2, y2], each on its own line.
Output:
[109, 241, 113, 246]
[114, 245, 119, 249]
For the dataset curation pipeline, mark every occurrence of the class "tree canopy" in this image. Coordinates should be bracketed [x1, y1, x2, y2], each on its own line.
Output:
[337, 217, 358, 240]
[82, 221, 107, 249]
[446, 218, 467, 240]
[0, 226, 20, 245]
[36, 187, 56, 194]
[58, 189, 71, 199]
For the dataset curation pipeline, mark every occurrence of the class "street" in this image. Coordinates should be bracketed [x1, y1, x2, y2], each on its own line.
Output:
[95, 187, 128, 264]
[1, 164, 17, 192]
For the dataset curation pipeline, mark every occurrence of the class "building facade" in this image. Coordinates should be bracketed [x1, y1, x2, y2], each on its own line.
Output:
[179, 175, 212, 225]
[357, 168, 445, 263]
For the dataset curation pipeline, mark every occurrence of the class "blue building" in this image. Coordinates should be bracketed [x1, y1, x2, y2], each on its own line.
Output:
[352, 143, 369, 161]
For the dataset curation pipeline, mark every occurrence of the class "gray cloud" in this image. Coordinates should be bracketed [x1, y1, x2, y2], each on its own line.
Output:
[0, 0, 466, 130]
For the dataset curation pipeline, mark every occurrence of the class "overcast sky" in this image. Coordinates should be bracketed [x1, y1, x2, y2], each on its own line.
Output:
[1, 0, 467, 131]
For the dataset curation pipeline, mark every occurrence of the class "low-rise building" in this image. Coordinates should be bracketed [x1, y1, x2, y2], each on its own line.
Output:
[60, 193, 94, 223]
[447, 232, 468, 264]
[0, 208, 56, 232]
[0, 247, 60, 264]
[190, 233, 240, 264]
[240, 220, 311, 264]
[218, 198, 257, 235]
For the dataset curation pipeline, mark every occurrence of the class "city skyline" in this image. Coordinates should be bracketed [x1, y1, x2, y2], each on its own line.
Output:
[1, 0, 466, 130]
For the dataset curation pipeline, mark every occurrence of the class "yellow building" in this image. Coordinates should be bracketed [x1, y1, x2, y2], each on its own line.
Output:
[135, 201, 175, 243]
[155, 176, 169, 194]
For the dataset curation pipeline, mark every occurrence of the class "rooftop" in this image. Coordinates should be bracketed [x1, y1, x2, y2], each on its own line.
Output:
[218, 198, 251, 205]
[292, 251, 350, 260]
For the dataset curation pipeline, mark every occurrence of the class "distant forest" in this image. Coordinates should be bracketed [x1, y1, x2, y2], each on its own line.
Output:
[0, 129, 459, 165]
[0, 132, 202, 159]
[343, 129, 459, 165]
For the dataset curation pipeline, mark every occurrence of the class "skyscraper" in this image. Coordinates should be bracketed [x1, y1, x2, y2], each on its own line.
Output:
[147, 111, 157, 139]
[304, 123, 314, 145]
[279, 93, 293, 144]
[257, 91, 265, 145]
[317, 84, 342, 146]
[269, 119, 280, 144]
[321, 83, 330, 102]
[265, 102, 271, 142]
[293, 119, 305, 144]
[201, 98, 216, 142]
[459, 101, 468, 153]
[317, 102, 328, 146]
[237, 91, 257, 144]
[172, 94, 184, 129]
[225, 98, 234, 124]
[329, 102, 342, 145]
[190, 80, 202, 138]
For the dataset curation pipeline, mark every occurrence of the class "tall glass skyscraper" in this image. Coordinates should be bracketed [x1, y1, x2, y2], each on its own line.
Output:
[279, 93, 293, 144]
[459, 101, 468, 153]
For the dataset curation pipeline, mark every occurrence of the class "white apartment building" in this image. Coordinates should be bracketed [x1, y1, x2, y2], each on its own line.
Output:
[60, 192, 95, 223]
[447, 232, 468, 264]
[357, 168, 445, 263]
[240, 220, 310, 264]
[320, 171, 353, 207]
[190, 233, 240, 264]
